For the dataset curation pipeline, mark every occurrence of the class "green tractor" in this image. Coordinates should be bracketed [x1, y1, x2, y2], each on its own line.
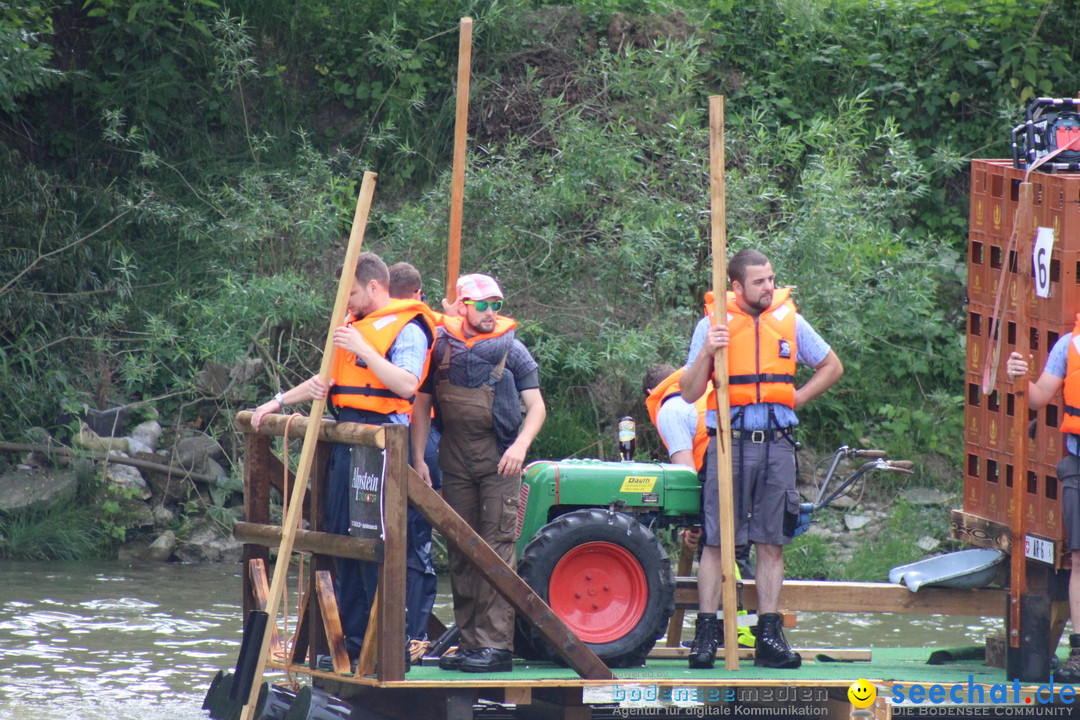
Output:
[509, 447, 910, 668]
[513, 458, 702, 668]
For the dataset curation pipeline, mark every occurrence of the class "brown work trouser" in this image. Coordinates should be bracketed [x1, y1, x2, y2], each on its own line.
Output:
[437, 379, 520, 651]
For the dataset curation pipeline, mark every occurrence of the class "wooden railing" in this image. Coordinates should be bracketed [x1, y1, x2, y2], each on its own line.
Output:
[233, 410, 614, 685]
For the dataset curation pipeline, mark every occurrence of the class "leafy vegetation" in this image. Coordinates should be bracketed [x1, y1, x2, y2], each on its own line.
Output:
[1, 0, 1078, 560]
[785, 500, 961, 581]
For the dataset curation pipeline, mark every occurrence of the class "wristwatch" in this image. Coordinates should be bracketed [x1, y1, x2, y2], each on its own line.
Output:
[274, 392, 286, 410]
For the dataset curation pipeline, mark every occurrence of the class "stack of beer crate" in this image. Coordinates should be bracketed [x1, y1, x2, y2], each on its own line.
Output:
[965, 159, 1080, 549]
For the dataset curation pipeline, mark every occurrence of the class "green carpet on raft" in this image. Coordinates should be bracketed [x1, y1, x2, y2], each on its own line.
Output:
[403, 647, 1027, 686]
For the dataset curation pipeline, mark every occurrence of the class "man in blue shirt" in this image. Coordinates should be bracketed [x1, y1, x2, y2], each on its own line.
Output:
[252, 252, 435, 662]
[681, 249, 843, 670]
[1008, 338, 1080, 682]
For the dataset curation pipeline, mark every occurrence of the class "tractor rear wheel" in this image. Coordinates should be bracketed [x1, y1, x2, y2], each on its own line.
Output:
[516, 508, 675, 668]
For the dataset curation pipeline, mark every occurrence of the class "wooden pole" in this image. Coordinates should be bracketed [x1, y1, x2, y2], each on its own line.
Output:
[709, 95, 739, 670]
[238, 171, 377, 720]
[1009, 182, 1034, 648]
[445, 16, 473, 303]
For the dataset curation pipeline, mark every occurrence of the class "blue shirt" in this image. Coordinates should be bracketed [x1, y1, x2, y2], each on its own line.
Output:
[685, 313, 831, 431]
[1042, 332, 1078, 454]
[383, 321, 430, 424]
[656, 394, 698, 460]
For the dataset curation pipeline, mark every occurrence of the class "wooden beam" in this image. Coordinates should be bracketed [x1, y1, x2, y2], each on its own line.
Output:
[356, 585, 380, 677]
[248, 559, 284, 660]
[675, 578, 1008, 616]
[235, 411, 385, 448]
[0, 441, 218, 484]
[1009, 181, 1034, 651]
[242, 433, 273, 619]
[233, 522, 383, 562]
[376, 425, 409, 681]
[708, 93, 739, 671]
[406, 467, 613, 680]
[445, 17, 473, 302]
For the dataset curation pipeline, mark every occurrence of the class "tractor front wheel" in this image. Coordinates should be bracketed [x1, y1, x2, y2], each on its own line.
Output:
[516, 508, 675, 668]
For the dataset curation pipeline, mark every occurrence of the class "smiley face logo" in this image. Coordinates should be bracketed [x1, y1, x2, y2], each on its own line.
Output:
[848, 679, 876, 708]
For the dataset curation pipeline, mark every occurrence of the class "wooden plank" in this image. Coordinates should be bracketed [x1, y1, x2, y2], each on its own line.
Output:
[248, 559, 284, 660]
[950, 509, 1011, 550]
[648, 646, 872, 662]
[708, 93, 739, 671]
[309, 556, 335, 664]
[444, 16, 473, 302]
[406, 467, 614, 680]
[288, 575, 311, 666]
[1008, 182, 1035, 653]
[307, 444, 331, 664]
[233, 522, 383, 562]
[675, 578, 1008, 616]
[495, 687, 532, 706]
[377, 425, 408, 681]
[315, 570, 352, 675]
[357, 591, 380, 677]
[241, 433, 273, 619]
[235, 410, 385, 448]
[255, 451, 311, 525]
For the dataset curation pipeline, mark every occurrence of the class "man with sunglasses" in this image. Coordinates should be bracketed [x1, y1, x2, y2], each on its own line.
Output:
[411, 273, 547, 673]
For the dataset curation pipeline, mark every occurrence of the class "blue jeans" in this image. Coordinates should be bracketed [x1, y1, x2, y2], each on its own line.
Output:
[323, 408, 439, 656]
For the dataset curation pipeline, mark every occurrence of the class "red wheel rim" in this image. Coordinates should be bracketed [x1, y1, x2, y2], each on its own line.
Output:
[547, 541, 648, 643]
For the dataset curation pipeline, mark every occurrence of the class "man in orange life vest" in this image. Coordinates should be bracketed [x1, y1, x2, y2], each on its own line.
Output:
[411, 273, 546, 673]
[643, 364, 754, 580]
[681, 248, 843, 670]
[1007, 342, 1080, 682]
[251, 252, 437, 660]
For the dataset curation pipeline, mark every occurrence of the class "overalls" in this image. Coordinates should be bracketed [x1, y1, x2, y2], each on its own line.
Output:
[436, 350, 520, 651]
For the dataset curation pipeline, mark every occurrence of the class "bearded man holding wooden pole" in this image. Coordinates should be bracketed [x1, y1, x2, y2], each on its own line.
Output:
[251, 251, 438, 660]
[680, 248, 843, 670]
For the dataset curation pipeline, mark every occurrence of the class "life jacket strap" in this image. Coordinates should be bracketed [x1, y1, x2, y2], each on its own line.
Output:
[728, 373, 795, 386]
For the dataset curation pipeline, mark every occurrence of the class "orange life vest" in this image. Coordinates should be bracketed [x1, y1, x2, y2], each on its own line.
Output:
[329, 299, 436, 415]
[440, 314, 517, 346]
[645, 368, 710, 471]
[1062, 315, 1080, 434]
[707, 287, 798, 409]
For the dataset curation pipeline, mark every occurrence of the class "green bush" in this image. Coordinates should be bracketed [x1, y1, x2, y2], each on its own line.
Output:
[0, 4, 60, 114]
[4, 0, 1079, 563]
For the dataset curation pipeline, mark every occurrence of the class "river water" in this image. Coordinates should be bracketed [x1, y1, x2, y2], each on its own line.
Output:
[0, 560, 1010, 719]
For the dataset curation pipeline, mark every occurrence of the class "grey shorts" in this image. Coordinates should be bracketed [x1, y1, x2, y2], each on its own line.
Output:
[1057, 454, 1080, 551]
[702, 433, 799, 547]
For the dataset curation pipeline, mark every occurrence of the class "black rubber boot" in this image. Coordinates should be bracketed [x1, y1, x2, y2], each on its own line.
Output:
[688, 613, 720, 669]
[754, 612, 801, 669]
[1057, 634, 1080, 683]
